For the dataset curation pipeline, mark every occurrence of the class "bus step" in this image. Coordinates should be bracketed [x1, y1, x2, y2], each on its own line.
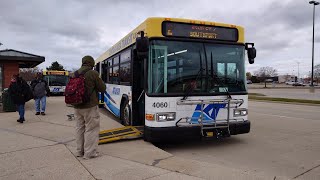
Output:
[99, 126, 144, 145]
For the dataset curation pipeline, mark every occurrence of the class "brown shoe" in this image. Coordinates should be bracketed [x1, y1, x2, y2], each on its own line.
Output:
[35, 112, 40, 115]
[41, 112, 45, 115]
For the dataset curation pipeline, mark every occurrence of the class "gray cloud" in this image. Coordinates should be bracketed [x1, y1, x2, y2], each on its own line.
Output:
[0, 0, 319, 75]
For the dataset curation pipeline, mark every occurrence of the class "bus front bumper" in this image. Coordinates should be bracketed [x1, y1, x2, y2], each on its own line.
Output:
[144, 120, 250, 142]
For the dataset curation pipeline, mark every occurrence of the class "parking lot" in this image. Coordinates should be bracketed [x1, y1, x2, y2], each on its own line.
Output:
[249, 88, 320, 100]
[157, 101, 320, 179]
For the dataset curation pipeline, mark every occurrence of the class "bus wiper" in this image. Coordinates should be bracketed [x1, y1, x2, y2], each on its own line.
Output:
[181, 68, 204, 100]
[210, 52, 232, 99]
[181, 51, 204, 100]
[223, 87, 232, 99]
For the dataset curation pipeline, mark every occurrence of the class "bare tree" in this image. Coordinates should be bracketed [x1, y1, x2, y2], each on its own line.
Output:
[254, 66, 278, 87]
[311, 64, 320, 84]
[254, 66, 278, 81]
[19, 67, 42, 82]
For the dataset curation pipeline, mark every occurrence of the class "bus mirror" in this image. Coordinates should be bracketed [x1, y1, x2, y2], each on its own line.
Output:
[245, 43, 256, 64]
[136, 31, 149, 60]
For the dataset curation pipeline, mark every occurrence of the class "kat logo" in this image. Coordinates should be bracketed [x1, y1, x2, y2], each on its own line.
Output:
[191, 104, 226, 123]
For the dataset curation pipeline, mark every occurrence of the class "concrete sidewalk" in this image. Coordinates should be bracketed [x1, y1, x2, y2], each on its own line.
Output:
[0, 97, 288, 180]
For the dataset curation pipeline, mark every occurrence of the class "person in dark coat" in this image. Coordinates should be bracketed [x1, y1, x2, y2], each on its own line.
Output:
[31, 72, 50, 115]
[8, 74, 29, 123]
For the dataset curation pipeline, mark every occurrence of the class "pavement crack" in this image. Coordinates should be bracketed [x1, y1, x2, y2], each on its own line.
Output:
[151, 156, 174, 166]
[143, 172, 172, 180]
[64, 145, 98, 180]
[293, 164, 320, 179]
[0, 127, 57, 143]
[0, 143, 60, 155]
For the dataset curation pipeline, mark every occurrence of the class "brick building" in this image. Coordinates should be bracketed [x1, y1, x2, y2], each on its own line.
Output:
[0, 49, 45, 92]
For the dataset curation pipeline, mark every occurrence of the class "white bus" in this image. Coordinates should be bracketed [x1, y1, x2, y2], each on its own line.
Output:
[95, 17, 256, 142]
[43, 70, 69, 95]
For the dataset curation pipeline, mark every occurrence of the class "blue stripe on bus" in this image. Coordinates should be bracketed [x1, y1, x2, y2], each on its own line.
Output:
[104, 93, 120, 117]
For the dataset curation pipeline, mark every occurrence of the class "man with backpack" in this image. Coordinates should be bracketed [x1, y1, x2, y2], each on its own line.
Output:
[31, 72, 50, 115]
[66, 55, 106, 159]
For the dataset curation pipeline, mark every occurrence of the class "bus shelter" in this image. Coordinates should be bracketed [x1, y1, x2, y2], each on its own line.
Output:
[0, 49, 45, 93]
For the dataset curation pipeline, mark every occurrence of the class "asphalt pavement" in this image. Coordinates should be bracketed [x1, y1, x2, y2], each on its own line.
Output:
[157, 101, 320, 180]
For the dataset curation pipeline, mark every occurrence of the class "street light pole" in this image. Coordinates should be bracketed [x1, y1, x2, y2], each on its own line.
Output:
[309, 1, 319, 87]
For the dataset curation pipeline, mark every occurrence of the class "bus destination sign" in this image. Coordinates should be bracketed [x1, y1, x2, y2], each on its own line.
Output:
[46, 71, 66, 75]
[162, 22, 238, 41]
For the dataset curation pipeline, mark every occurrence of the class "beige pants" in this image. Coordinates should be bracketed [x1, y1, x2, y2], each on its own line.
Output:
[74, 106, 100, 158]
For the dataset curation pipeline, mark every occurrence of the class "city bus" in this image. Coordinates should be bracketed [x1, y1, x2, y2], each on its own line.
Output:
[43, 70, 69, 95]
[95, 17, 256, 142]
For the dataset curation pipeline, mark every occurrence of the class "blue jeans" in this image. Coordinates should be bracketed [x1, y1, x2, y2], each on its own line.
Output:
[35, 96, 46, 112]
[17, 104, 25, 120]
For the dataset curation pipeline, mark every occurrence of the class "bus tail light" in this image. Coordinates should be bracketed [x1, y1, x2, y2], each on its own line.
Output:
[146, 114, 155, 121]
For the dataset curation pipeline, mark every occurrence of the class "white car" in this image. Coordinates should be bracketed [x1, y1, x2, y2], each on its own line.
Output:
[285, 81, 295, 85]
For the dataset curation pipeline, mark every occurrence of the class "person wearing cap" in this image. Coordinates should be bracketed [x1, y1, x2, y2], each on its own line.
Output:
[73, 55, 106, 159]
[31, 72, 50, 115]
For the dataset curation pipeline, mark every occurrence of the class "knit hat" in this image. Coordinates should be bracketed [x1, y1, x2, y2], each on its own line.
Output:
[82, 55, 95, 67]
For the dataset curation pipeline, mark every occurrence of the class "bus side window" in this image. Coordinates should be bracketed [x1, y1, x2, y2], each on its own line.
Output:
[105, 59, 112, 83]
[119, 49, 131, 85]
[119, 62, 131, 85]
[113, 66, 120, 84]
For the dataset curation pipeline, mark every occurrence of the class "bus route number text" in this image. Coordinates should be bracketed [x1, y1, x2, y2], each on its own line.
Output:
[152, 102, 168, 108]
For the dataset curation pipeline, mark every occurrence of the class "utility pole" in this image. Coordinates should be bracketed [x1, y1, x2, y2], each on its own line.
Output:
[309, 1, 319, 89]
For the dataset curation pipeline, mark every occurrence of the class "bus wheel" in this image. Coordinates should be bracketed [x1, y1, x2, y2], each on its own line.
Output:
[120, 100, 131, 126]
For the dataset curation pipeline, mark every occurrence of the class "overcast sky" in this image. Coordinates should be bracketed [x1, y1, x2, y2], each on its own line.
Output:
[1, 0, 319, 77]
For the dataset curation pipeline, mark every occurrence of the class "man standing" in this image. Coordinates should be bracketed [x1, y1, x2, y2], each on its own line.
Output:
[31, 72, 50, 115]
[74, 55, 106, 159]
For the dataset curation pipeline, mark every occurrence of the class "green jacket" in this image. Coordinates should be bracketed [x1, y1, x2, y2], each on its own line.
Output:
[74, 64, 106, 109]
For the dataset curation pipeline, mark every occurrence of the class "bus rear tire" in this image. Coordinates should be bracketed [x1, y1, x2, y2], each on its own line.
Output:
[120, 99, 131, 126]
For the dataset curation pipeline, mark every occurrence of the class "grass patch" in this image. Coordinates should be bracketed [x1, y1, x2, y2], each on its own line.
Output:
[249, 95, 320, 105]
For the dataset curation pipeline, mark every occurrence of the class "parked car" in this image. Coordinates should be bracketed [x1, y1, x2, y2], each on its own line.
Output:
[285, 81, 295, 85]
[292, 82, 305, 86]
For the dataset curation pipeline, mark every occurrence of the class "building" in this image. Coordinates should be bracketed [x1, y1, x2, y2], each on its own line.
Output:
[0, 49, 45, 92]
[278, 75, 296, 83]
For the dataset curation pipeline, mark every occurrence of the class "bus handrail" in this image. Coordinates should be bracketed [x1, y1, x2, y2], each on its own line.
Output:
[177, 98, 244, 107]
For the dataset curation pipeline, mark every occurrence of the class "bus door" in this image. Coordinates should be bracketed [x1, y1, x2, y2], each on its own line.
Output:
[132, 49, 145, 125]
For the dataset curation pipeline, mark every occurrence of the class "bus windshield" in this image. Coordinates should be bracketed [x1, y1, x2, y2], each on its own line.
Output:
[44, 75, 69, 86]
[148, 40, 246, 95]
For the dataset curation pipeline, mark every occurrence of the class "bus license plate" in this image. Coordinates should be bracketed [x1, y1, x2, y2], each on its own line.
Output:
[206, 132, 214, 137]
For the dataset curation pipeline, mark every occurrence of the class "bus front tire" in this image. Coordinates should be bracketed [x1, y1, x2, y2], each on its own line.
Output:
[120, 100, 131, 126]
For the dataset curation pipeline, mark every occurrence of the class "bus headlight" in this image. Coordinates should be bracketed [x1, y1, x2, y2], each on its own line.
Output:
[234, 109, 248, 117]
[156, 112, 176, 122]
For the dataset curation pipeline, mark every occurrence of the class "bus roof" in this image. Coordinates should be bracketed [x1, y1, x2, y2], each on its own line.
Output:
[96, 17, 244, 63]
